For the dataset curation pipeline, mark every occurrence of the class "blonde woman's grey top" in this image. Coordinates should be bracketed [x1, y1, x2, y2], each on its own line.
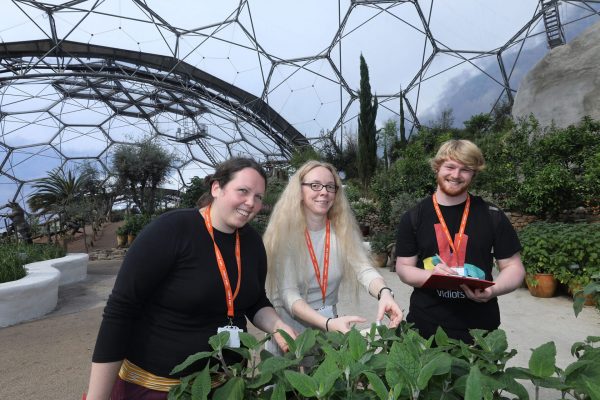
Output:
[269, 226, 381, 335]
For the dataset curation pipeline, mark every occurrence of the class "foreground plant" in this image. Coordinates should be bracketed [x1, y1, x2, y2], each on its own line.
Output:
[167, 322, 598, 400]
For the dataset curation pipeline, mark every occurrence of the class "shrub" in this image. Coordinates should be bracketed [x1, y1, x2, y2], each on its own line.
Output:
[573, 273, 600, 317]
[180, 176, 209, 208]
[350, 197, 376, 224]
[0, 243, 66, 284]
[342, 180, 361, 204]
[516, 163, 577, 218]
[116, 225, 128, 236]
[369, 230, 394, 255]
[389, 192, 420, 226]
[519, 222, 600, 286]
[122, 214, 153, 237]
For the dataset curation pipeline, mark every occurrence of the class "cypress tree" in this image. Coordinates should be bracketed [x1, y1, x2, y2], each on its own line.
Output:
[357, 54, 378, 189]
[400, 89, 407, 145]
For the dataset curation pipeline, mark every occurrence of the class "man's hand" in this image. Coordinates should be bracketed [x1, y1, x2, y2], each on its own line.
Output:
[432, 260, 459, 276]
[460, 284, 495, 302]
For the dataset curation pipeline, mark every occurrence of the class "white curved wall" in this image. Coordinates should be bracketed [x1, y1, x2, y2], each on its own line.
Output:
[55, 253, 89, 286]
[0, 253, 88, 328]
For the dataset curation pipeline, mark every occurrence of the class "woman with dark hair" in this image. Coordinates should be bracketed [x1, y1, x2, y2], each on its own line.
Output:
[86, 157, 296, 400]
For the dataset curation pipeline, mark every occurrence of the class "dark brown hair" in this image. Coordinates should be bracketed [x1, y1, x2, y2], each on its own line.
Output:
[197, 157, 267, 207]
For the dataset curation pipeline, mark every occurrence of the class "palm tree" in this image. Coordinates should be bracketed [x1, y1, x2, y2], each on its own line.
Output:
[28, 168, 91, 250]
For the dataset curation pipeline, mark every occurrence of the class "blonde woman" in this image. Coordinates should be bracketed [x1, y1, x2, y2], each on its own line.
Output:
[263, 160, 403, 343]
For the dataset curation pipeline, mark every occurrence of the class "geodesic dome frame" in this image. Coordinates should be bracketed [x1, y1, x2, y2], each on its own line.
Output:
[1, 0, 599, 223]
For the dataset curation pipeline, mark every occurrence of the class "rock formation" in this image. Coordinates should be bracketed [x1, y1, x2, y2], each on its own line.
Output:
[512, 21, 600, 128]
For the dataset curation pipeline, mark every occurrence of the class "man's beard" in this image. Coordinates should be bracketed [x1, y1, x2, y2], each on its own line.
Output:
[436, 174, 470, 197]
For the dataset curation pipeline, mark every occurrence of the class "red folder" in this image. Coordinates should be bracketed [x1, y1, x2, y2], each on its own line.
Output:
[422, 274, 495, 290]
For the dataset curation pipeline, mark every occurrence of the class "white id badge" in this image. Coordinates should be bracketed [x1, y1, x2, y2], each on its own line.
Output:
[217, 325, 241, 348]
[316, 305, 335, 318]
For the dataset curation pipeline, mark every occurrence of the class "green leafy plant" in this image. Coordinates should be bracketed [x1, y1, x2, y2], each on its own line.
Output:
[116, 225, 129, 236]
[0, 243, 66, 284]
[369, 230, 394, 255]
[122, 214, 153, 237]
[350, 197, 377, 224]
[519, 222, 600, 288]
[509, 336, 600, 400]
[573, 273, 600, 317]
[167, 324, 600, 400]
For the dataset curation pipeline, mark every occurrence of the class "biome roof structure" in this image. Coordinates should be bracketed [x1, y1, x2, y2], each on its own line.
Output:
[1, 0, 599, 223]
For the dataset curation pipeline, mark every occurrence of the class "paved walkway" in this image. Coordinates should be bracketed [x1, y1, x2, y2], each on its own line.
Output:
[0, 227, 598, 398]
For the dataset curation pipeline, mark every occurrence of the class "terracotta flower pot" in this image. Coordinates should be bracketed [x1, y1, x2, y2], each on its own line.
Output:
[526, 273, 558, 298]
[116, 234, 126, 248]
[372, 253, 388, 268]
[127, 234, 136, 246]
[569, 283, 597, 307]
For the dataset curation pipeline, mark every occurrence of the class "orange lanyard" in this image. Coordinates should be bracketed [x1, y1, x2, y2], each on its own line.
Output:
[202, 205, 241, 319]
[304, 220, 330, 305]
[432, 193, 470, 258]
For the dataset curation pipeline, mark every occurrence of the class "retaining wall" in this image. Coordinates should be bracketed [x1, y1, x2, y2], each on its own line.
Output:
[0, 253, 88, 328]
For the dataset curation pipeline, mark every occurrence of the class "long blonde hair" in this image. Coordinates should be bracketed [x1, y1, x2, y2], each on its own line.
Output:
[263, 160, 367, 296]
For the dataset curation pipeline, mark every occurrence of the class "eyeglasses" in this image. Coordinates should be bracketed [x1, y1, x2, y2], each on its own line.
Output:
[301, 182, 338, 193]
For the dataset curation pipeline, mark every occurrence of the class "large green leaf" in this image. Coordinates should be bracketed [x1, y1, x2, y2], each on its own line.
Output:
[294, 328, 317, 358]
[190, 364, 211, 400]
[212, 377, 245, 400]
[464, 366, 482, 400]
[363, 371, 388, 400]
[417, 353, 452, 389]
[284, 370, 317, 397]
[498, 369, 530, 399]
[483, 329, 508, 355]
[316, 369, 340, 398]
[276, 329, 297, 354]
[434, 326, 449, 346]
[258, 357, 298, 375]
[246, 372, 273, 389]
[349, 328, 367, 361]
[390, 382, 405, 400]
[209, 331, 231, 351]
[312, 356, 339, 383]
[171, 351, 214, 375]
[168, 383, 186, 400]
[270, 383, 286, 400]
[584, 379, 600, 400]
[528, 342, 556, 378]
[239, 332, 259, 349]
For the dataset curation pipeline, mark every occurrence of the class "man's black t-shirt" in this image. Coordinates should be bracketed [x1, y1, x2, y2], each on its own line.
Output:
[395, 195, 521, 331]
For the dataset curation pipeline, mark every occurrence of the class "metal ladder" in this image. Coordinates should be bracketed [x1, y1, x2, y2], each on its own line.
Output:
[541, 0, 565, 48]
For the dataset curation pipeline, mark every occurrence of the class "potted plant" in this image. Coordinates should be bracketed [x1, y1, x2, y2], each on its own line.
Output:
[573, 273, 600, 316]
[351, 198, 377, 237]
[115, 225, 128, 248]
[520, 223, 561, 298]
[568, 265, 599, 307]
[123, 214, 153, 246]
[369, 230, 394, 268]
